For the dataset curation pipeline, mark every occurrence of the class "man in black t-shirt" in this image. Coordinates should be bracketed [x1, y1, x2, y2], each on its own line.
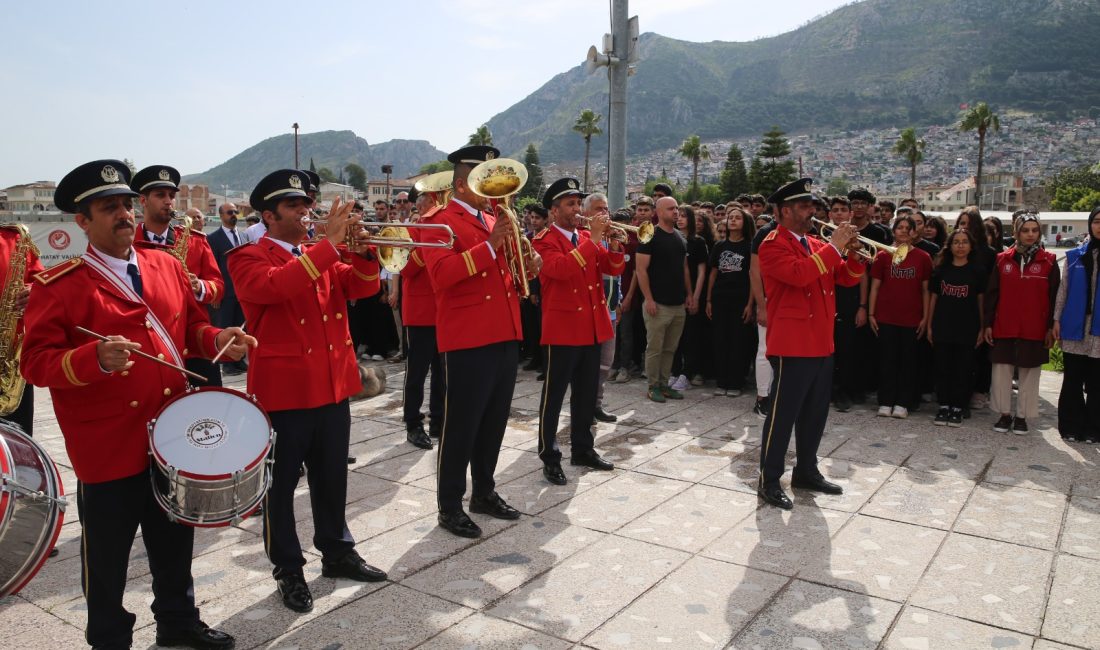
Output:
[636, 196, 692, 403]
[749, 219, 778, 416]
[848, 188, 888, 395]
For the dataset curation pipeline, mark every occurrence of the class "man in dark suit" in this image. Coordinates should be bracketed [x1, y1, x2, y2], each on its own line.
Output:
[208, 202, 248, 374]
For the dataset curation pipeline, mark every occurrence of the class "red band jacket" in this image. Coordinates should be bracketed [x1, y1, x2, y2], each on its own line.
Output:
[532, 226, 624, 346]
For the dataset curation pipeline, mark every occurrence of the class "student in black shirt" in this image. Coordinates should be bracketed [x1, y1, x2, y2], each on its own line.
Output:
[670, 206, 709, 390]
[706, 207, 755, 395]
[955, 206, 997, 409]
[928, 229, 986, 426]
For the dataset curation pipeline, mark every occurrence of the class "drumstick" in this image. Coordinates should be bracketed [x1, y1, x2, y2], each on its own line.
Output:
[75, 326, 207, 383]
[209, 324, 245, 364]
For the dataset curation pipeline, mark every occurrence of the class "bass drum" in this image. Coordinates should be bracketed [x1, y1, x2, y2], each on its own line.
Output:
[148, 387, 273, 528]
[0, 419, 66, 598]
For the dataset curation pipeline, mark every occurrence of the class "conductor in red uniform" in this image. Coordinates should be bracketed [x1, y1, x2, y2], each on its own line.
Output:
[532, 177, 624, 485]
[420, 145, 542, 539]
[0, 223, 43, 435]
[227, 170, 386, 614]
[756, 178, 863, 510]
[21, 159, 252, 650]
[131, 164, 225, 386]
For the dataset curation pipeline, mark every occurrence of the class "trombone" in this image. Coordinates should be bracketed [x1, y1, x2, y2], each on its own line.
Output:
[811, 217, 909, 264]
[575, 215, 655, 244]
[467, 158, 533, 298]
[302, 217, 455, 273]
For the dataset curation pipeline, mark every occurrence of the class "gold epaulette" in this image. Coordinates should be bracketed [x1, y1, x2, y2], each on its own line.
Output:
[532, 227, 549, 240]
[225, 241, 255, 257]
[33, 257, 83, 285]
[186, 228, 207, 239]
[763, 230, 778, 242]
[419, 204, 444, 221]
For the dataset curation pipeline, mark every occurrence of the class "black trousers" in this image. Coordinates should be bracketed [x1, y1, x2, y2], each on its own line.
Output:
[8, 383, 33, 435]
[403, 326, 443, 427]
[1059, 352, 1100, 439]
[185, 357, 222, 388]
[877, 324, 918, 408]
[856, 323, 879, 393]
[934, 340, 974, 409]
[759, 355, 833, 487]
[520, 298, 542, 361]
[973, 343, 993, 394]
[348, 298, 370, 353]
[438, 341, 518, 513]
[538, 343, 600, 464]
[210, 299, 246, 372]
[832, 301, 861, 402]
[263, 400, 354, 579]
[78, 472, 199, 648]
[711, 293, 753, 390]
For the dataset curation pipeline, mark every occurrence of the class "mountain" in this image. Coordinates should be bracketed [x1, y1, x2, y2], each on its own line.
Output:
[486, 0, 1100, 162]
[182, 131, 446, 190]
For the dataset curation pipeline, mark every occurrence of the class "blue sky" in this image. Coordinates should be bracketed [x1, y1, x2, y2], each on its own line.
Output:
[0, 0, 850, 188]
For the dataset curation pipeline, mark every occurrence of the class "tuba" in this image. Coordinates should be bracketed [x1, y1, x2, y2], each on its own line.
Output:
[0, 225, 36, 416]
[166, 210, 192, 264]
[467, 158, 532, 298]
[414, 171, 454, 209]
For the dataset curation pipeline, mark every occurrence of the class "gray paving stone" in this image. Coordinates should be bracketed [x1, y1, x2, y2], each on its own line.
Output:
[955, 483, 1067, 550]
[418, 613, 572, 649]
[1042, 553, 1100, 648]
[882, 606, 1034, 649]
[800, 514, 946, 602]
[632, 437, 753, 483]
[910, 534, 1053, 634]
[700, 506, 853, 576]
[1060, 496, 1100, 560]
[861, 468, 975, 529]
[598, 428, 695, 469]
[541, 471, 690, 532]
[585, 556, 785, 649]
[616, 484, 759, 552]
[731, 579, 901, 649]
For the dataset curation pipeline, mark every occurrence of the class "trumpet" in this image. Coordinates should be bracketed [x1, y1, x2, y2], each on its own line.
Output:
[302, 217, 455, 273]
[467, 158, 533, 298]
[811, 217, 909, 264]
[575, 215, 655, 244]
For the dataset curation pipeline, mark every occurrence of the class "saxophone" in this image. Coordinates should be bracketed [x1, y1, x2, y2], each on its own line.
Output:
[168, 210, 191, 264]
[0, 224, 36, 416]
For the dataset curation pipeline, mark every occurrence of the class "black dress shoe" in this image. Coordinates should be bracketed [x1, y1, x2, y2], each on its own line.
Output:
[346, 456, 356, 465]
[406, 424, 433, 450]
[593, 407, 618, 423]
[428, 421, 442, 438]
[276, 574, 313, 613]
[543, 463, 567, 485]
[438, 510, 482, 538]
[570, 450, 614, 471]
[322, 552, 387, 582]
[156, 621, 235, 649]
[757, 485, 794, 510]
[536, 372, 546, 381]
[469, 492, 521, 520]
[49, 547, 59, 558]
[791, 473, 844, 495]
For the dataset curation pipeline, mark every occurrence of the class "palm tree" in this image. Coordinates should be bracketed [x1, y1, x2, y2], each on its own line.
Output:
[572, 109, 603, 191]
[467, 124, 493, 146]
[959, 102, 1000, 205]
[678, 135, 710, 201]
[893, 127, 926, 199]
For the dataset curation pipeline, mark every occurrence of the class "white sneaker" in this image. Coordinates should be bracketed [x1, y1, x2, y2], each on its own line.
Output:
[969, 393, 988, 409]
[713, 388, 727, 397]
[877, 406, 892, 417]
[671, 375, 690, 391]
[371, 354, 384, 361]
[728, 389, 743, 397]
[892, 406, 909, 419]
[667, 376, 677, 387]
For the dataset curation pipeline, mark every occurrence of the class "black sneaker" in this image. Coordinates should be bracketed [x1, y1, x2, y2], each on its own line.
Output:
[752, 398, 770, 419]
[934, 407, 949, 426]
[948, 408, 963, 427]
[1012, 417, 1028, 435]
[834, 396, 853, 413]
[993, 415, 1013, 433]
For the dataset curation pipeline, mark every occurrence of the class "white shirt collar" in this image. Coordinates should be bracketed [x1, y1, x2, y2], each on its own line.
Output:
[222, 225, 238, 237]
[451, 198, 480, 217]
[552, 223, 577, 240]
[91, 244, 138, 285]
[265, 236, 298, 255]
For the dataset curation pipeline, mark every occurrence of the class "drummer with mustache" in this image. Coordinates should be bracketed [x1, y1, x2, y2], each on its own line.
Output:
[20, 160, 254, 650]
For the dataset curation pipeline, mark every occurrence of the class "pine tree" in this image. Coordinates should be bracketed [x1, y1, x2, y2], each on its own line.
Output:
[519, 143, 545, 201]
[309, 158, 317, 173]
[747, 157, 766, 193]
[719, 144, 749, 201]
[757, 126, 797, 193]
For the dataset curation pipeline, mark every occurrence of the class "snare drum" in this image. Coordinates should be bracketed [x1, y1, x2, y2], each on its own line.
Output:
[148, 387, 274, 527]
[0, 419, 66, 598]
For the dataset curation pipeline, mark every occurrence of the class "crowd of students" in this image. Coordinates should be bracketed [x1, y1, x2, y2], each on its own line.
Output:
[513, 187, 1100, 443]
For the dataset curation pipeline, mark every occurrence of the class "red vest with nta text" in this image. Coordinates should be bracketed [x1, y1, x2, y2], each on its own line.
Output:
[992, 247, 1055, 342]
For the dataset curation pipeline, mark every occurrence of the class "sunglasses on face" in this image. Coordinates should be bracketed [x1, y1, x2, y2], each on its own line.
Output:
[396, 199, 409, 203]
[226, 210, 240, 216]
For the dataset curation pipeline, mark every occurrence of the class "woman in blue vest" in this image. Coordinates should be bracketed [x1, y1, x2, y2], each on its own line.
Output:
[1054, 206, 1100, 443]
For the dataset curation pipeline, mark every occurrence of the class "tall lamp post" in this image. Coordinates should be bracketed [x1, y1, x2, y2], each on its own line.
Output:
[292, 122, 300, 168]
[381, 164, 393, 220]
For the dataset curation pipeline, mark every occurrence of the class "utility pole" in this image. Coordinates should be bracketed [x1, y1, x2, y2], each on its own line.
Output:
[585, 1, 637, 212]
[292, 123, 300, 168]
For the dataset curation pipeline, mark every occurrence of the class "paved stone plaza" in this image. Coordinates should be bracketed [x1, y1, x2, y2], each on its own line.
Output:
[3, 364, 1099, 649]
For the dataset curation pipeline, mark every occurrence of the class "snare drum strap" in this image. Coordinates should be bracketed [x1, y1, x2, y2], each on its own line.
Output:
[82, 248, 185, 368]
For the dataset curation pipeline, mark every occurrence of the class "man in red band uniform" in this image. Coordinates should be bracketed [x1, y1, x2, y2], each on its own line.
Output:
[756, 178, 863, 510]
[532, 177, 624, 486]
[227, 170, 386, 614]
[420, 145, 543, 539]
[1, 223, 44, 436]
[21, 160, 252, 650]
[130, 165, 225, 387]
[400, 176, 452, 449]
